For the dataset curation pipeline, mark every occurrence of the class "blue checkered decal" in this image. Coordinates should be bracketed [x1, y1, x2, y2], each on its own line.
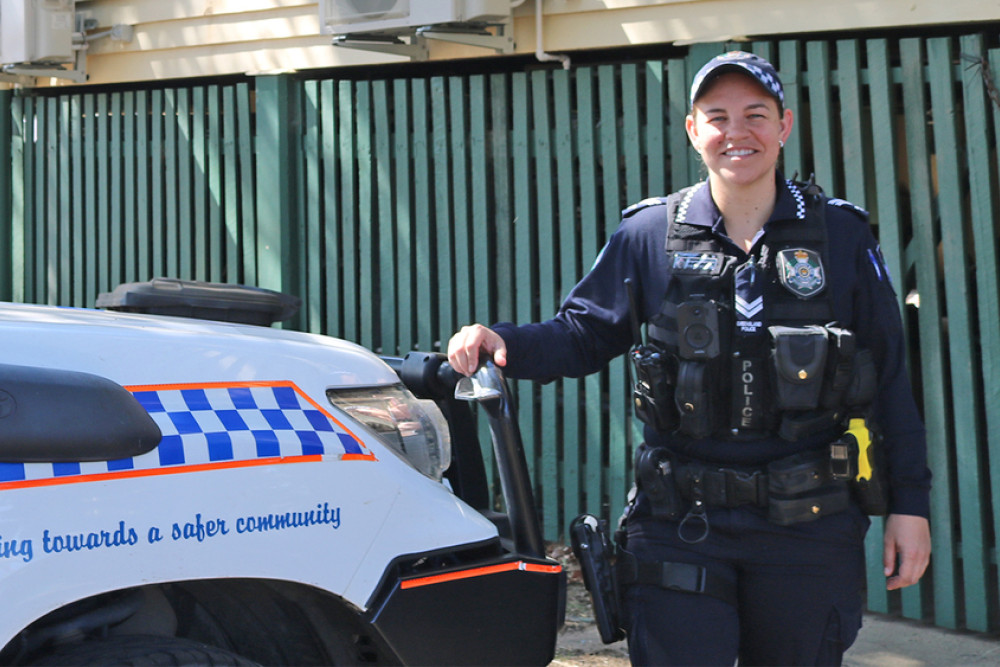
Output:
[0, 382, 372, 486]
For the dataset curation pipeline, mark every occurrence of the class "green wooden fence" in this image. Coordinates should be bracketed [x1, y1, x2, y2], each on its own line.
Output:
[2, 29, 1000, 634]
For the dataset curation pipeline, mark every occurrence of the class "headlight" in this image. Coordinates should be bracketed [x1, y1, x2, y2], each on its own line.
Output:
[327, 384, 451, 481]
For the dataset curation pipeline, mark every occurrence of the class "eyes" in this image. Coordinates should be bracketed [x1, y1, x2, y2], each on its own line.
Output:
[706, 111, 769, 125]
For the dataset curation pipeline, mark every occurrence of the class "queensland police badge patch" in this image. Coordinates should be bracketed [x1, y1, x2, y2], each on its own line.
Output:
[777, 248, 826, 298]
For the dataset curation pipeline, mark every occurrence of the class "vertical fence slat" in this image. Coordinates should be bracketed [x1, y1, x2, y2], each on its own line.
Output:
[46, 98, 59, 304]
[336, 80, 358, 340]
[469, 74, 491, 329]
[207, 86, 222, 283]
[805, 42, 836, 189]
[901, 37, 950, 627]
[778, 41, 804, 178]
[511, 71, 538, 487]
[304, 81, 322, 334]
[123, 92, 136, 284]
[135, 92, 149, 283]
[598, 65, 629, 518]
[431, 77, 452, 348]
[83, 95, 96, 303]
[574, 68, 603, 519]
[151, 90, 165, 281]
[374, 79, 395, 354]
[221, 86, 239, 284]
[411, 78, 433, 351]
[645, 61, 666, 196]
[10, 95, 24, 302]
[164, 90, 179, 279]
[449, 76, 470, 347]
[836, 40, 866, 204]
[69, 96, 83, 306]
[321, 79, 341, 337]
[97, 95, 110, 292]
[531, 69, 559, 539]
[356, 81, 374, 349]
[392, 79, 412, 351]
[666, 58, 691, 192]
[554, 68, 581, 533]
[236, 83, 255, 286]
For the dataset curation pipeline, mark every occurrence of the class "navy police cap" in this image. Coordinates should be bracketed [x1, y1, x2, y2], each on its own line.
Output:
[689, 51, 784, 109]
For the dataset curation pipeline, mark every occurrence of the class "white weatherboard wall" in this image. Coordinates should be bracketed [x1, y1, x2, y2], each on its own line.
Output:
[26, 0, 1000, 85]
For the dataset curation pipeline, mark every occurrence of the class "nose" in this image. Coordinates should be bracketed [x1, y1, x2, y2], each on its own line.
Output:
[725, 117, 750, 140]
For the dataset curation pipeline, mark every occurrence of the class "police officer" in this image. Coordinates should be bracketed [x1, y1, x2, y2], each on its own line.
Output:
[448, 51, 931, 665]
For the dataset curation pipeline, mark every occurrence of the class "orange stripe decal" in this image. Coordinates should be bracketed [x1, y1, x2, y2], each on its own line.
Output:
[400, 561, 563, 590]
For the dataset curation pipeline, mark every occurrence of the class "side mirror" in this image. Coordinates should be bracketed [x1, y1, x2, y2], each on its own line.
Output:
[0, 364, 161, 462]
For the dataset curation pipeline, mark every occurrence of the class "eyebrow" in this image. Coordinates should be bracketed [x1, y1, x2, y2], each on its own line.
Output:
[701, 102, 771, 115]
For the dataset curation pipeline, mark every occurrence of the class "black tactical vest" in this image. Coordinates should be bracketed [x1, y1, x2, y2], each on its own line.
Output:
[637, 180, 873, 441]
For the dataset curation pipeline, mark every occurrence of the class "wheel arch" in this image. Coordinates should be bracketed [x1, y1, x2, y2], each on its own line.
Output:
[2, 578, 393, 666]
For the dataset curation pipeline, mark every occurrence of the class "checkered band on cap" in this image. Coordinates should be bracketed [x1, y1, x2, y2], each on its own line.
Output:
[690, 51, 785, 108]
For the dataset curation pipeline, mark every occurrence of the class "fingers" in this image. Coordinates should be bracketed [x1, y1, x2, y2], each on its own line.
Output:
[884, 514, 932, 591]
[447, 324, 507, 376]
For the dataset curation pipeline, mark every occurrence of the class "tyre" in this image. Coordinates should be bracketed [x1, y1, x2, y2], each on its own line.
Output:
[30, 635, 259, 666]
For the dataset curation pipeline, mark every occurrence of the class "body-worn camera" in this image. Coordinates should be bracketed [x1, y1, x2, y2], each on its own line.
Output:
[677, 300, 721, 359]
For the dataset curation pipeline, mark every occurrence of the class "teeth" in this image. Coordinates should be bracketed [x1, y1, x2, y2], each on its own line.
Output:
[726, 149, 755, 156]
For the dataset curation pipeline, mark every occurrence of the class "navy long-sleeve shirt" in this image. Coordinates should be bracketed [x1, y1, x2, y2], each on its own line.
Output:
[493, 175, 931, 518]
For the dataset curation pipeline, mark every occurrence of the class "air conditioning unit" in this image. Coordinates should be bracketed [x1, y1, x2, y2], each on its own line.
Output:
[0, 0, 75, 65]
[320, 0, 511, 35]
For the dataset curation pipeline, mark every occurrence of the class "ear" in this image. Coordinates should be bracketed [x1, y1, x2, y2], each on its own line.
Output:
[779, 107, 794, 145]
[685, 113, 700, 151]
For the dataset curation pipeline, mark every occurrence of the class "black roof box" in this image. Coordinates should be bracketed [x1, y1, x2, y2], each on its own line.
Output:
[96, 278, 301, 327]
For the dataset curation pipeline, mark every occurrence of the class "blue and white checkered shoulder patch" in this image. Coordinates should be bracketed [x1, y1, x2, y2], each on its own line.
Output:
[0, 381, 374, 488]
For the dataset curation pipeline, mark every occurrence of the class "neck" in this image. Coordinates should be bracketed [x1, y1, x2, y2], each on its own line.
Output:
[710, 174, 777, 252]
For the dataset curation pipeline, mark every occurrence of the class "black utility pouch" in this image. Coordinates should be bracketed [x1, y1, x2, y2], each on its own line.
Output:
[769, 325, 829, 410]
[675, 361, 713, 438]
[636, 446, 682, 519]
[570, 514, 626, 644]
[630, 347, 678, 433]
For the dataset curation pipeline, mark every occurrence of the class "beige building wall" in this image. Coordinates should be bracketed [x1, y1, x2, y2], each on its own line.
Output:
[31, 0, 1000, 86]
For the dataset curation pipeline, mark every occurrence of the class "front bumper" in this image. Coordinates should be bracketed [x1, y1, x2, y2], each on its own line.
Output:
[365, 548, 565, 666]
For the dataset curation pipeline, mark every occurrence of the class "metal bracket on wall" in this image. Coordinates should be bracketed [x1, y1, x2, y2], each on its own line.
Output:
[333, 33, 430, 60]
[332, 18, 513, 61]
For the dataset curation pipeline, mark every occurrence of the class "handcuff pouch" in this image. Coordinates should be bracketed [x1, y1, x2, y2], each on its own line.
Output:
[769, 325, 828, 410]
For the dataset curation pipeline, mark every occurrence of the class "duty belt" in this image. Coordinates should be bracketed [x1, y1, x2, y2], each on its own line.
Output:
[642, 446, 853, 525]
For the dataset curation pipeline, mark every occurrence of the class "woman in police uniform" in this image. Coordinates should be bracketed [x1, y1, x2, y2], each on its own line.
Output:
[448, 52, 930, 666]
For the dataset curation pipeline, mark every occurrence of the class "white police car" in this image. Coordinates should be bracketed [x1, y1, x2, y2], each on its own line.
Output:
[0, 279, 564, 666]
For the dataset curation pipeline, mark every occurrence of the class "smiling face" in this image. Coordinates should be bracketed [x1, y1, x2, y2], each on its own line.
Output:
[685, 71, 793, 193]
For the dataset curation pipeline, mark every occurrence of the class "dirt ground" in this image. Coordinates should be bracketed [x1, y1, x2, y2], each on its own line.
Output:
[548, 545, 630, 667]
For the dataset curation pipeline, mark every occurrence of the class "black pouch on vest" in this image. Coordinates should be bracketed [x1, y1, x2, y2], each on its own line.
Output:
[769, 325, 828, 410]
[675, 361, 713, 438]
[630, 347, 678, 433]
[844, 348, 877, 408]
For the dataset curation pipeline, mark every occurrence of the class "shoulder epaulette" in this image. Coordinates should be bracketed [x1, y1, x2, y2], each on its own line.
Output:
[828, 198, 869, 221]
[622, 196, 670, 219]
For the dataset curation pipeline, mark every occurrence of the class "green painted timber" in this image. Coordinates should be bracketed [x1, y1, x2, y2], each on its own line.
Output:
[6, 29, 1000, 635]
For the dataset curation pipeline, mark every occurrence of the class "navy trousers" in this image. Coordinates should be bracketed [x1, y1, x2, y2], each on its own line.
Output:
[623, 502, 870, 666]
